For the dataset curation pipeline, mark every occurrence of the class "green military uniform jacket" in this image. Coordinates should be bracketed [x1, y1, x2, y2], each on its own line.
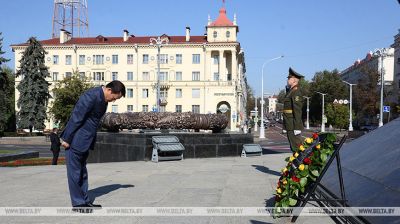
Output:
[283, 85, 304, 131]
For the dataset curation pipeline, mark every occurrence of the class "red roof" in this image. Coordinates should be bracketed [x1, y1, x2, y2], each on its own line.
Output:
[209, 7, 234, 27]
[12, 35, 208, 46]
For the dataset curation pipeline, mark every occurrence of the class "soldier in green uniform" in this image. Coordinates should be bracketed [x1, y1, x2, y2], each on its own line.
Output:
[282, 67, 304, 152]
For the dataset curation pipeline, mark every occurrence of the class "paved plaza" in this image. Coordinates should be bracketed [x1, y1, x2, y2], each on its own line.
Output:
[0, 152, 334, 224]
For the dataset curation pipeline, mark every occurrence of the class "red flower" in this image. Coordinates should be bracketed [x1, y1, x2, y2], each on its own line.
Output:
[283, 171, 289, 177]
[312, 133, 318, 139]
[303, 157, 311, 165]
[291, 175, 300, 182]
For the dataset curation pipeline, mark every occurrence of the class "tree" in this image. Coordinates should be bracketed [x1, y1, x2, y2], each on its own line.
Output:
[246, 83, 256, 117]
[0, 33, 12, 134]
[309, 69, 347, 125]
[2, 67, 15, 132]
[325, 103, 349, 130]
[15, 37, 51, 130]
[49, 72, 93, 128]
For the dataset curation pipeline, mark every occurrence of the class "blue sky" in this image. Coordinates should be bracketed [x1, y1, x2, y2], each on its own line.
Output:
[1, 0, 399, 95]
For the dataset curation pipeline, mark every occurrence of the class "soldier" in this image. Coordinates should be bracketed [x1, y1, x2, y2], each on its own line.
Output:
[282, 67, 304, 152]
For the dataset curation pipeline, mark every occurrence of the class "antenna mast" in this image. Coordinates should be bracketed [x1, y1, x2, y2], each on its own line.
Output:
[52, 0, 89, 38]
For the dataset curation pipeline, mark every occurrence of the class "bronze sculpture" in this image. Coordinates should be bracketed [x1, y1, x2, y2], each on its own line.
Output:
[101, 112, 228, 132]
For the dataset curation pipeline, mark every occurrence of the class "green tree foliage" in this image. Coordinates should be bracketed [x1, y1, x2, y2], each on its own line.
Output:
[15, 37, 51, 130]
[325, 103, 349, 130]
[0, 33, 11, 133]
[246, 83, 256, 117]
[309, 69, 347, 124]
[2, 67, 15, 132]
[49, 72, 93, 128]
[352, 66, 380, 125]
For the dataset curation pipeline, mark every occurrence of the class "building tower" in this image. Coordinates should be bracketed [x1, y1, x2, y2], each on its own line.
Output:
[52, 0, 89, 38]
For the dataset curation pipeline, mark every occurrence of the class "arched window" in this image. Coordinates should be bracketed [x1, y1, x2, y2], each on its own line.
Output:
[213, 31, 218, 38]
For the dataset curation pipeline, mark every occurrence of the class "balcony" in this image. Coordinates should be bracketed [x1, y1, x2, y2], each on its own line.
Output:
[160, 97, 168, 105]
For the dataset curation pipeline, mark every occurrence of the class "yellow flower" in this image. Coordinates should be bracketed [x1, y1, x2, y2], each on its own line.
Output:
[282, 180, 288, 185]
[299, 164, 305, 171]
[276, 188, 282, 194]
[299, 145, 305, 151]
[281, 167, 288, 173]
[289, 156, 295, 162]
[305, 138, 313, 144]
[316, 144, 321, 150]
[294, 152, 299, 158]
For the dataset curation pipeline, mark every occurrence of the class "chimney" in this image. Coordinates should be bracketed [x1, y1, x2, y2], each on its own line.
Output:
[185, 27, 190, 42]
[123, 29, 129, 42]
[60, 29, 71, 44]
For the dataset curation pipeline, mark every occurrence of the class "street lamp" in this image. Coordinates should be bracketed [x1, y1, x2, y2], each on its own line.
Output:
[303, 96, 310, 130]
[316, 91, 327, 132]
[254, 96, 258, 132]
[342, 80, 356, 131]
[373, 48, 390, 127]
[150, 36, 169, 112]
[259, 55, 284, 139]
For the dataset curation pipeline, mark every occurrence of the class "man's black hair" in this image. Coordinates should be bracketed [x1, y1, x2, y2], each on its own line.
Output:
[106, 80, 126, 97]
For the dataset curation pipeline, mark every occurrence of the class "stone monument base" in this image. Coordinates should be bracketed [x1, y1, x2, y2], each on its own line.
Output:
[88, 132, 253, 163]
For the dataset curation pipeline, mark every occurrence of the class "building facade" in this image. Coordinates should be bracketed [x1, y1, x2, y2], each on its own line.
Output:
[391, 29, 400, 103]
[12, 7, 247, 131]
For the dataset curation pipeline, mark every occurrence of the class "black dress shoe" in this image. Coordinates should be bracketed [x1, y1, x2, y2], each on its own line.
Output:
[86, 202, 102, 208]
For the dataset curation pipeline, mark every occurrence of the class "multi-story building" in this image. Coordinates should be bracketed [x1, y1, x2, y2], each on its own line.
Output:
[391, 29, 400, 103]
[11, 7, 247, 131]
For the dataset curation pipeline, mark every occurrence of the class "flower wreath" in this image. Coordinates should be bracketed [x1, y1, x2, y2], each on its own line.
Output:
[274, 132, 337, 217]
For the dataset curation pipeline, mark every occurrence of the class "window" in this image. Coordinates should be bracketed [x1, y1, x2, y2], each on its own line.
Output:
[142, 72, 150, 81]
[192, 54, 200, 64]
[127, 54, 133, 64]
[159, 72, 168, 81]
[192, 88, 200, 98]
[213, 55, 219, 64]
[175, 72, 182, 81]
[127, 88, 134, 98]
[142, 105, 149, 112]
[65, 72, 72, 78]
[112, 105, 118, 113]
[227, 73, 232, 81]
[142, 89, 148, 98]
[79, 55, 85, 65]
[192, 105, 200, 113]
[53, 55, 59, 64]
[214, 72, 219, 81]
[93, 72, 104, 81]
[143, 54, 149, 64]
[397, 57, 400, 64]
[192, 71, 200, 81]
[176, 89, 182, 98]
[52, 72, 58, 81]
[65, 55, 72, 65]
[112, 55, 118, 64]
[158, 54, 168, 64]
[160, 89, 168, 98]
[175, 105, 182, 113]
[112, 72, 118, 81]
[159, 105, 166, 112]
[127, 105, 133, 112]
[226, 31, 230, 38]
[213, 31, 217, 38]
[93, 55, 104, 65]
[176, 54, 182, 64]
[79, 72, 85, 80]
[127, 72, 134, 81]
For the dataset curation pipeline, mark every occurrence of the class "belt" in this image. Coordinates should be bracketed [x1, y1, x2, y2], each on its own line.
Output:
[283, 109, 293, 113]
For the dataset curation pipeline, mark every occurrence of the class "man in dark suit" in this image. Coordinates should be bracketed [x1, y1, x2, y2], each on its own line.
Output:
[282, 67, 304, 152]
[61, 80, 125, 212]
[49, 128, 61, 165]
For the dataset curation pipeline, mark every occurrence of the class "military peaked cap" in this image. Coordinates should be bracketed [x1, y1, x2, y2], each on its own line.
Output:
[288, 67, 304, 79]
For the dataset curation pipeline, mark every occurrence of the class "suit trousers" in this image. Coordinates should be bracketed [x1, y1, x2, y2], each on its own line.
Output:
[66, 148, 90, 206]
[51, 149, 60, 165]
[287, 131, 303, 152]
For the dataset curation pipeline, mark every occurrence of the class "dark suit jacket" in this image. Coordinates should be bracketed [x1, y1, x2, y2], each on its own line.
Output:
[61, 86, 108, 152]
[50, 132, 61, 151]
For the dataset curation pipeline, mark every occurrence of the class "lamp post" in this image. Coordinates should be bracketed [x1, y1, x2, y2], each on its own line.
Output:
[254, 97, 258, 132]
[303, 96, 310, 130]
[259, 55, 284, 139]
[342, 80, 356, 131]
[150, 36, 169, 112]
[316, 91, 327, 132]
[373, 48, 390, 127]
